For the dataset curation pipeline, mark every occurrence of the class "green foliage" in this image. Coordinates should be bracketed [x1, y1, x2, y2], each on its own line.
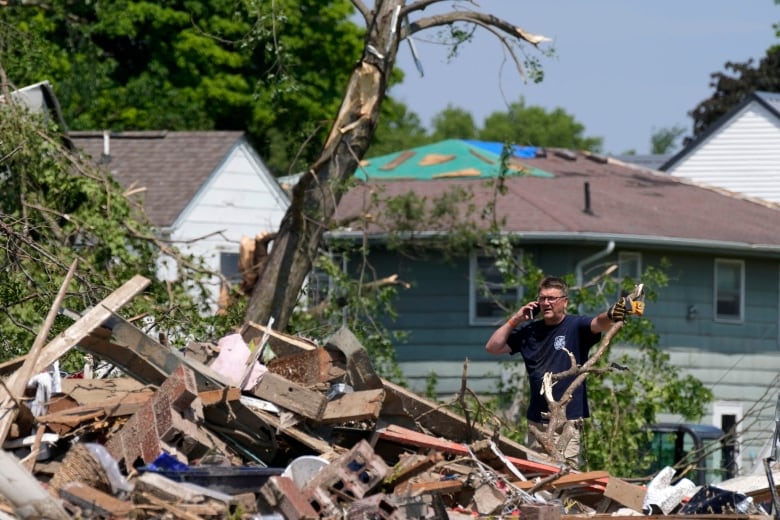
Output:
[650, 125, 685, 154]
[370, 97, 605, 158]
[689, 46, 780, 141]
[0, 102, 232, 367]
[0, 0, 363, 176]
[430, 105, 478, 141]
[478, 98, 603, 152]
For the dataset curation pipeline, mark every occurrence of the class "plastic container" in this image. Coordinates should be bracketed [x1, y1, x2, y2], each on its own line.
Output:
[140, 454, 284, 495]
[281, 455, 329, 490]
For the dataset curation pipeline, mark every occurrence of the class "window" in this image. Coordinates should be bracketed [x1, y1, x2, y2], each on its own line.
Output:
[305, 252, 342, 308]
[306, 268, 332, 308]
[714, 259, 744, 321]
[618, 251, 641, 281]
[220, 252, 241, 283]
[470, 252, 522, 325]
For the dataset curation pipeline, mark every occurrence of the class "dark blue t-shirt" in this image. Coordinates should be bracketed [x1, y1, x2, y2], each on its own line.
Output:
[507, 315, 601, 422]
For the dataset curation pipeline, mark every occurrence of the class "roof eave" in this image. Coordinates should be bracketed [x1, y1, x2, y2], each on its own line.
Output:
[325, 230, 780, 257]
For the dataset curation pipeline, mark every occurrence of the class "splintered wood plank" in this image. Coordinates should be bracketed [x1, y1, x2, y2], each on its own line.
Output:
[241, 321, 317, 356]
[28, 275, 150, 375]
[58, 482, 133, 518]
[320, 388, 384, 424]
[251, 373, 326, 420]
[550, 470, 610, 488]
[604, 477, 646, 512]
[380, 150, 415, 170]
[381, 379, 542, 462]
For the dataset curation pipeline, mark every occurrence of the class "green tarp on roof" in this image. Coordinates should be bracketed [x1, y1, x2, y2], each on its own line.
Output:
[355, 139, 553, 181]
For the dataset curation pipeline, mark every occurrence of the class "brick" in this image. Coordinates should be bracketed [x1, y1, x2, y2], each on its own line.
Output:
[160, 365, 198, 411]
[260, 476, 318, 520]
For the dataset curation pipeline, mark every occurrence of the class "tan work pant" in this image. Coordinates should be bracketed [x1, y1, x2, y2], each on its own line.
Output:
[527, 419, 582, 468]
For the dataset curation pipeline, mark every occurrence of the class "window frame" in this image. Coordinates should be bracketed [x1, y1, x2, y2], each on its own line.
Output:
[219, 251, 242, 284]
[469, 250, 523, 326]
[714, 259, 744, 323]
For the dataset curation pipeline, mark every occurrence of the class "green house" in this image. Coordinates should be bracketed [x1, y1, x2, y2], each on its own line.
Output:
[332, 139, 780, 475]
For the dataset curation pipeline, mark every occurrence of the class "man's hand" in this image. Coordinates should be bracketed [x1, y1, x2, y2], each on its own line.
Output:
[608, 298, 627, 322]
[608, 284, 646, 322]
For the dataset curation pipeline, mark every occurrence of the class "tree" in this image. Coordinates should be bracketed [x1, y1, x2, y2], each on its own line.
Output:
[431, 104, 478, 141]
[650, 125, 685, 154]
[478, 97, 602, 151]
[244, 1, 553, 330]
[0, 0, 363, 176]
[688, 47, 780, 142]
[0, 81, 231, 367]
[367, 96, 430, 157]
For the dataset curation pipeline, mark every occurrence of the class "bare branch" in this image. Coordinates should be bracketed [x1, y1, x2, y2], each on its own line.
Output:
[351, 0, 370, 23]
[404, 11, 551, 47]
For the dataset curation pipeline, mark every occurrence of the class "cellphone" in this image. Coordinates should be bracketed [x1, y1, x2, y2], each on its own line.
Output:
[528, 305, 539, 320]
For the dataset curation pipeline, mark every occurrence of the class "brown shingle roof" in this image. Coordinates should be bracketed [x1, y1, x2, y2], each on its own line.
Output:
[335, 150, 780, 253]
[70, 131, 244, 228]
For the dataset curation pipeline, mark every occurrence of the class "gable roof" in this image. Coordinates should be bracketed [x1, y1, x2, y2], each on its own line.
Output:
[358, 139, 553, 180]
[335, 149, 780, 256]
[660, 91, 780, 171]
[69, 131, 248, 228]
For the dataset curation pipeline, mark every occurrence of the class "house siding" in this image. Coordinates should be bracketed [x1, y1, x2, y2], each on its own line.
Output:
[665, 102, 780, 204]
[170, 143, 288, 303]
[365, 245, 780, 472]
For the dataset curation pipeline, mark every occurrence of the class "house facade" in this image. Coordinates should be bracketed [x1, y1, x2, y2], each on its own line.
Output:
[661, 91, 780, 206]
[333, 139, 780, 475]
[70, 131, 290, 306]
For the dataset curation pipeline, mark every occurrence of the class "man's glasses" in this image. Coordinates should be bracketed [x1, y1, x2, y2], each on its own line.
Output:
[537, 295, 566, 303]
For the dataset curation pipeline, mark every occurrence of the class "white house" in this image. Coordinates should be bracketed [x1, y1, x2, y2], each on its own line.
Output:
[70, 131, 290, 306]
[661, 91, 780, 206]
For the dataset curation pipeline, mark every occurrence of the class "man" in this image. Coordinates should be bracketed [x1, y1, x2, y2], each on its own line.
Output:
[485, 276, 639, 466]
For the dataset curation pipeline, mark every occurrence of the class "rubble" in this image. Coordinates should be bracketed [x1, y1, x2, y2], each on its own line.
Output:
[0, 274, 777, 518]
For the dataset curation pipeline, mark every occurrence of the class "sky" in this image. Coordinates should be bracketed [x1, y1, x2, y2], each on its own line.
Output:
[390, 1, 780, 155]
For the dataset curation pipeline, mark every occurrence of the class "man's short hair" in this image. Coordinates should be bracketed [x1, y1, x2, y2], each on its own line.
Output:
[538, 276, 568, 296]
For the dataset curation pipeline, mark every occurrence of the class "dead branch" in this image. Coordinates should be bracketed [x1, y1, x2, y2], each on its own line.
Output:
[529, 321, 624, 463]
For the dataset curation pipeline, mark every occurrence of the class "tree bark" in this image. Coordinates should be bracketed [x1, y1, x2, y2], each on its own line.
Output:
[244, 1, 400, 330]
[244, 0, 549, 331]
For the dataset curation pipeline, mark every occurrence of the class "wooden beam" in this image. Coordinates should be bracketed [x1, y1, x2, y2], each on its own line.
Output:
[0, 260, 77, 443]
[6, 274, 150, 393]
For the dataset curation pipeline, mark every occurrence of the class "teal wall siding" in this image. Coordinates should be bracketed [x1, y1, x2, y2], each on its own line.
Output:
[363, 244, 779, 476]
[368, 246, 780, 362]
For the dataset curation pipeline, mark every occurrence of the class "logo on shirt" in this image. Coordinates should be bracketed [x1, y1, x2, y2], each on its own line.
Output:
[554, 336, 566, 351]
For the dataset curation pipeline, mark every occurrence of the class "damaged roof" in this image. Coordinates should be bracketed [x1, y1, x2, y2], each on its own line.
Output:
[356, 139, 553, 180]
[335, 146, 780, 256]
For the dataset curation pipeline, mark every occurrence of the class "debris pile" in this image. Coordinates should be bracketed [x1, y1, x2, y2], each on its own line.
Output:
[0, 275, 775, 518]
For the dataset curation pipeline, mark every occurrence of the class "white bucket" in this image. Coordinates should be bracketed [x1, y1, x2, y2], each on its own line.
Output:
[281, 455, 329, 490]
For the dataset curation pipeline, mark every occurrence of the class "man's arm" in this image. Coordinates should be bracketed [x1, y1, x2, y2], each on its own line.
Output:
[591, 311, 615, 333]
[485, 303, 536, 355]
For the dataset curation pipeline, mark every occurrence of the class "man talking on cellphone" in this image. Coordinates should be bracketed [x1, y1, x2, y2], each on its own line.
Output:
[485, 276, 642, 466]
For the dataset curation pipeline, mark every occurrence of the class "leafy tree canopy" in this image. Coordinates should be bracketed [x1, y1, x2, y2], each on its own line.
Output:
[369, 97, 603, 157]
[0, 98, 235, 369]
[479, 98, 602, 152]
[688, 44, 780, 142]
[0, 0, 364, 176]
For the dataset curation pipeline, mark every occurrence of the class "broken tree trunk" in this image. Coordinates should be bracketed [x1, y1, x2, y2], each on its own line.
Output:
[243, 1, 549, 331]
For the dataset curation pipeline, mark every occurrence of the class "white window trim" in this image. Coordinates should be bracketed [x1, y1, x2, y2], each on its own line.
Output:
[712, 401, 743, 473]
[714, 259, 745, 323]
[469, 250, 523, 326]
[618, 251, 642, 280]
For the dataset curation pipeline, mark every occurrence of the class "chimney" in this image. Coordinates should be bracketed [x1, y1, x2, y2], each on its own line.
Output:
[583, 182, 593, 215]
[101, 130, 111, 164]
